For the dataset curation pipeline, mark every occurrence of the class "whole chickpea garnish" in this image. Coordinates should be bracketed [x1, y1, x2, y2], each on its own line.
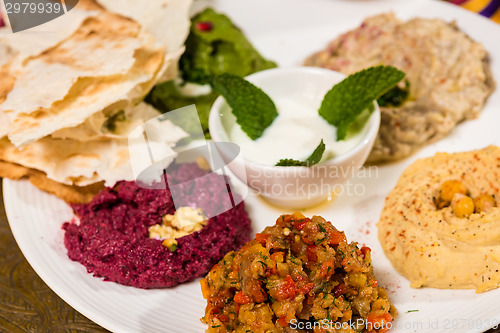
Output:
[474, 194, 496, 214]
[436, 180, 468, 209]
[451, 193, 475, 218]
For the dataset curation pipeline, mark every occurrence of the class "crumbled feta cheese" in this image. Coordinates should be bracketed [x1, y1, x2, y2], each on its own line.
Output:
[148, 207, 208, 250]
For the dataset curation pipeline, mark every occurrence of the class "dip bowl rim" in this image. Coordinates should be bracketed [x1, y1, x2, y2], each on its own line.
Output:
[208, 66, 381, 208]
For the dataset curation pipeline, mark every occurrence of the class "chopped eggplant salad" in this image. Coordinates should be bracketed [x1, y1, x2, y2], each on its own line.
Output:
[201, 213, 396, 332]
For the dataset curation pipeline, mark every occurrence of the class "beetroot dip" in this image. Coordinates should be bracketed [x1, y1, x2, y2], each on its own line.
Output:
[62, 163, 251, 289]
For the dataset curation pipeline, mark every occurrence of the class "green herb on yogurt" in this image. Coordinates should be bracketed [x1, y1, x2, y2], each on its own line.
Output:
[276, 140, 325, 167]
[319, 65, 405, 140]
[212, 73, 278, 140]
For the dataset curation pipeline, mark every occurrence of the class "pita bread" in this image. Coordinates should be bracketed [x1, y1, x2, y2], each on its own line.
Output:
[0, 103, 188, 187]
[51, 102, 162, 141]
[0, 7, 100, 70]
[0, 11, 143, 117]
[0, 135, 132, 187]
[28, 170, 105, 204]
[0, 0, 191, 197]
[0, 41, 15, 67]
[0, 160, 30, 180]
[101, 0, 191, 53]
[0, 65, 15, 138]
[100, 0, 192, 82]
[0, 160, 104, 203]
[127, 114, 190, 185]
[7, 33, 165, 148]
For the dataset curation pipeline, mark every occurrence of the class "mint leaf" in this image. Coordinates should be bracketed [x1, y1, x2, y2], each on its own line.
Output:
[212, 73, 278, 140]
[319, 66, 405, 140]
[305, 139, 326, 165]
[276, 140, 325, 167]
[377, 79, 410, 107]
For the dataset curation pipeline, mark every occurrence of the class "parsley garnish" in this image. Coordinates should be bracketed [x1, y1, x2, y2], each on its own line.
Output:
[316, 236, 327, 245]
[103, 110, 126, 132]
[319, 65, 405, 140]
[276, 139, 325, 167]
[167, 243, 177, 252]
[212, 73, 278, 140]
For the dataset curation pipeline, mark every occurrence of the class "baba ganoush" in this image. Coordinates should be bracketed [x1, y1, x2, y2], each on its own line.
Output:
[305, 13, 494, 163]
[378, 146, 500, 293]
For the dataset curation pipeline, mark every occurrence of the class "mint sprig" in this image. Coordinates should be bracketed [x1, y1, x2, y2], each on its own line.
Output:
[276, 140, 325, 167]
[377, 79, 410, 107]
[319, 66, 405, 140]
[212, 73, 278, 140]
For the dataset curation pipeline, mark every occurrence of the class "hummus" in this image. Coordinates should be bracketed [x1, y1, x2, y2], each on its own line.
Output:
[305, 13, 494, 163]
[378, 146, 500, 293]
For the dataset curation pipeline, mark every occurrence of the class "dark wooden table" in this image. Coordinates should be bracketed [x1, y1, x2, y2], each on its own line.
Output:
[0, 179, 109, 333]
[0, 177, 499, 333]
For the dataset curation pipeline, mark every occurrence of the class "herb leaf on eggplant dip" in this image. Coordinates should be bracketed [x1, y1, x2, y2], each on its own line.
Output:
[146, 8, 277, 138]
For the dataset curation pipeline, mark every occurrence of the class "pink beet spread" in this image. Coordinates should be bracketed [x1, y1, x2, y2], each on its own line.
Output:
[62, 163, 251, 289]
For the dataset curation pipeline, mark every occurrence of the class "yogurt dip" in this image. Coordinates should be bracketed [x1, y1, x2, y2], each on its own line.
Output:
[209, 66, 380, 208]
[226, 95, 366, 166]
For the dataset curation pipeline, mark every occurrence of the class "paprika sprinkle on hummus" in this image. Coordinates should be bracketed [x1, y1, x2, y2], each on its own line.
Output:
[378, 146, 500, 293]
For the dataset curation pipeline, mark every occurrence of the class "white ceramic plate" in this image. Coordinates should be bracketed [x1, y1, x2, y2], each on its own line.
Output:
[5, 0, 500, 332]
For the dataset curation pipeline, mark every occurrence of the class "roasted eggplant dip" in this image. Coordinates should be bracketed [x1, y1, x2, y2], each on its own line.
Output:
[201, 213, 396, 333]
[378, 146, 500, 293]
[305, 13, 494, 163]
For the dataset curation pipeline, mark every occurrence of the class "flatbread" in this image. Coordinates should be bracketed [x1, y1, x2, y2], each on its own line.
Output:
[51, 102, 162, 141]
[0, 6, 100, 70]
[0, 11, 143, 117]
[0, 160, 30, 180]
[0, 0, 191, 197]
[7, 33, 165, 148]
[0, 0, 192, 148]
[0, 160, 104, 203]
[0, 103, 188, 187]
[101, 0, 191, 52]
[100, 0, 193, 82]
[0, 136, 132, 187]
[0, 65, 15, 138]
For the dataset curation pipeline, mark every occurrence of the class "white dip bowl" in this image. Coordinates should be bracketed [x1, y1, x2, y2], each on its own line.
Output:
[209, 67, 380, 208]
